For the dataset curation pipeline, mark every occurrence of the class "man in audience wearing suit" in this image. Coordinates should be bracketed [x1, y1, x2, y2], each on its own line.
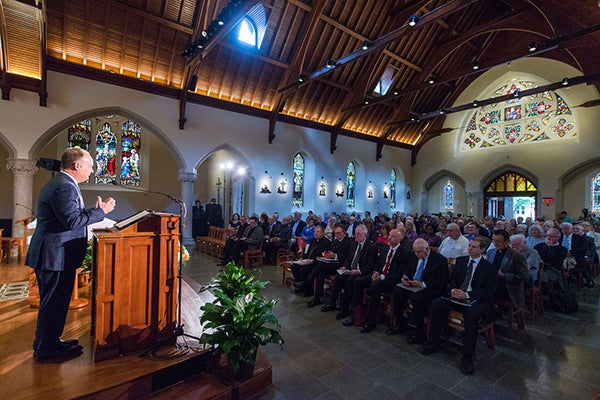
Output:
[205, 197, 223, 227]
[265, 215, 292, 265]
[421, 236, 498, 375]
[225, 215, 263, 265]
[487, 230, 529, 311]
[219, 215, 248, 266]
[389, 238, 449, 344]
[353, 228, 412, 333]
[326, 224, 377, 322]
[292, 225, 330, 302]
[298, 223, 353, 308]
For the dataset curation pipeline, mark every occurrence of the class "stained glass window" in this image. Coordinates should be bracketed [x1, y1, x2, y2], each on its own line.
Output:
[68, 116, 142, 186]
[462, 80, 576, 150]
[120, 120, 141, 186]
[390, 169, 397, 209]
[67, 119, 91, 150]
[346, 162, 356, 208]
[591, 173, 600, 213]
[444, 181, 454, 210]
[292, 153, 304, 207]
[237, 4, 267, 50]
[95, 122, 117, 184]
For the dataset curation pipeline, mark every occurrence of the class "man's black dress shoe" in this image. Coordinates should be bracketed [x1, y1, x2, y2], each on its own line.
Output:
[406, 334, 426, 345]
[335, 311, 349, 320]
[34, 347, 83, 363]
[360, 324, 375, 333]
[420, 342, 441, 355]
[386, 325, 406, 335]
[306, 298, 321, 308]
[460, 358, 475, 375]
[342, 318, 354, 326]
[321, 303, 336, 312]
[60, 338, 79, 347]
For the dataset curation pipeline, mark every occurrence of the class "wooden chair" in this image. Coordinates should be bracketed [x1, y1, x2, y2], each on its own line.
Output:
[443, 309, 495, 360]
[362, 288, 395, 327]
[495, 296, 525, 338]
[564, 256, 583, 290]
[277, 249, 295, 285]
[524, 262, 544, 321]
[244, 239, 263, 269]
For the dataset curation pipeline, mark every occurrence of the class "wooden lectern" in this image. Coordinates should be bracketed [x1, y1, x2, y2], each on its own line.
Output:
[92, 211, 180, 361]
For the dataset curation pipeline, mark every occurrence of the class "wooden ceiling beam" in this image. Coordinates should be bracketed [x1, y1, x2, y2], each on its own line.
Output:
[279, 0, 481, 94]
[102, 0, 193, 34]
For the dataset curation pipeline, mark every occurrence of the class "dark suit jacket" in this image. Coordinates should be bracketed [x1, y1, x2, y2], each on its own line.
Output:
[303, 237, 331, 260]
[331, 235, 353, 266]
[405, 250, 449, 296]
[450, 256, 498, 305]
[374, 245, 411, 284]
[487, 247, 529, 308]
[343, 240, 378, 276]
[242, 225, 264, 250]
[26, 172, 105, 271]
[293, 220, 307, 237]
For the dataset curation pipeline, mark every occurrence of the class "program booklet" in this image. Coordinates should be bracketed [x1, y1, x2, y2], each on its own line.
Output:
[114, 209, 154, 230]
[442, 295, 477, 307]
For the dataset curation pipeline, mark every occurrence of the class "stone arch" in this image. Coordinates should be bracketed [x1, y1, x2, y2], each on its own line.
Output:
[480, 164, 539, 218]
[30, 106, 185, 171]
[558, 157, 600, 212]
[423, 169, 465, 192]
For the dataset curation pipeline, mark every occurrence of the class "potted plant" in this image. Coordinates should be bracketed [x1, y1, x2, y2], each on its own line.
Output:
[199, 262, 284, 381]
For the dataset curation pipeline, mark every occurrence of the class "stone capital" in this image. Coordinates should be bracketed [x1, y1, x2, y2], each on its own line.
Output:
[178, 171, 197, 184]
[6, 159, 38, 175]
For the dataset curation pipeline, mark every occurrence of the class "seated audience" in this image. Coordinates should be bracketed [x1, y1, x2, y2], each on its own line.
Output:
[438, 223, 469, 259]
[526, 224, 546, 248]
[510, 233, 542, 285]
[292, 225, 331, 297]
[534, 228, 568, 290]
[419, 223, 442, 247]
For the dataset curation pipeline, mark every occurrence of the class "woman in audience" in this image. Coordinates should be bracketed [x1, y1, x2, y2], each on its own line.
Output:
[301, 217, 316, 245]
[420, 223, 442, 247]
[324, 216, 337, 240]
[526, 223, 546, 247]
[405, 219, 418, 241]
[375, 223, 390, 246]
[228, 212, 241, 230]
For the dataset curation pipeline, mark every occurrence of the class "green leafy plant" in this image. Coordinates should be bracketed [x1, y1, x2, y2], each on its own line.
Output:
[199, 262, 283, 374]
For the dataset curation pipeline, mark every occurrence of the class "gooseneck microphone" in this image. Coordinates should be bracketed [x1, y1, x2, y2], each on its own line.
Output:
[16, 203, 36, 215]
[110, 180, 187, 220]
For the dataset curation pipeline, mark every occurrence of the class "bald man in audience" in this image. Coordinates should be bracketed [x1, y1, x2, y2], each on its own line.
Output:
[438, 223, 469, 259]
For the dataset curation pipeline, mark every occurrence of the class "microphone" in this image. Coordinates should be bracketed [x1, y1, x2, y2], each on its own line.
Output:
[111, 180, 187, 221]
[16, 203, 35, 215]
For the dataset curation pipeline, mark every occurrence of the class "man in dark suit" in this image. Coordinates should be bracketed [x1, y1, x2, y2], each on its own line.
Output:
[27, 147, 116, 362]
[487, 230, 529, 310]
[230, 215, 264, 264]
[205, 198, 223, 227]
[265, 215, 292, 264]
[355, 229, 412, 333]
[421, 236, 498, 375]
[292, 226, 330, 302]
[219, 215, 248, 265]
[389, 238, 449, 344]
[567, 223, 595, 287]
[300, 223, 353, 308]
[534, 227, 568, 290]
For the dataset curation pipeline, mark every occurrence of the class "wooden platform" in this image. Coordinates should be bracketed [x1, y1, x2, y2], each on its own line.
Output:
[0, 262, 272, 400]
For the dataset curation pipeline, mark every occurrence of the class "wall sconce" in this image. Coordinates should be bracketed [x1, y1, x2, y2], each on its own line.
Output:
[383, 182, 388, 199]
[319, 176, 326, 196]
[367, 181, 374, 199]
[335, 178, 344, 197]
[277, 172, 287, 194]
[406, 184, 411, 200]
[542, 197, 554, 207]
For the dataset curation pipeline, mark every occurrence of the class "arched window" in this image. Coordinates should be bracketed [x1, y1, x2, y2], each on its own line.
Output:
[591, 173, 600, 213]
[390, 169, 397, 209]
[484, 171, 537, 219]
[67, 115, 142, 186]
[462, 79, 576, 151]
[292, 153, 304, 207]
[444, 181, 454, 210]
[346, 162, 356, 208]
[237, 4, 267, 50]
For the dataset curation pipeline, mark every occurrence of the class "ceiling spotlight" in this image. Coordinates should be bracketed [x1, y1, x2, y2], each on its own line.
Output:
[364, 100, 369, 105]
[528, 42, 538, 52]
[409, 14, 419, 27]
[472, 100, 479, 107]
[392, 89, 399, 96]
[196, 43, 204, 49]
[201, 30, 208, 37]
[439, 109, 445, 115]
[217, 19, 224, 26]
[427, 76, 436, 85]
[298, 75, 305, 83]
[472, 61, 480, 70]
[325, 60, 336, 69]
[562, 77, 569, 86]
[410, 116, 419, 122]
[362, 41, 370, 51]
[513, 90, 520, 98]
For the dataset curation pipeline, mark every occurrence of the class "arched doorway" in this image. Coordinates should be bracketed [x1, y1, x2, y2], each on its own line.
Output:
[484, 171, 537, 220]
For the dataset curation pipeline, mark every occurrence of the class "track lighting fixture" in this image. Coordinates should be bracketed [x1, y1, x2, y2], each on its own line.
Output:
[298, 75, 305, 83]
[392, 89, 399, 96]
[472, 61, 480, 70]
[362, 41, 369, 51]
[472, 100, 479, 107]
[409, 14, 419, 27]
[528, 42, 538, 52]
[325, 60, 336, 69]
[513, 90, 520, 98]
[562, 78, 569, 86]
[427, 76, 436, 85]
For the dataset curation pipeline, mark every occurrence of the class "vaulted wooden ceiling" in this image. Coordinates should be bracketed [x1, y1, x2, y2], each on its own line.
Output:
[2, 0, 600, 162]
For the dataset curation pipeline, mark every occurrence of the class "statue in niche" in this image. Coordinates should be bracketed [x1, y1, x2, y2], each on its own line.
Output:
[260, 185, 271, 194]
[319, 182, 326, 196]
[277, 180, 287, 194]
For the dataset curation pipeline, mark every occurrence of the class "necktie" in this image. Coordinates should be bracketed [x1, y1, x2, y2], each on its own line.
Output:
[413, 258, 425, 280]
[562, 235, 571, 250]
[382, 249, 394, 275]
[351, 243, 362, 269]
[460, 259, 475, 291]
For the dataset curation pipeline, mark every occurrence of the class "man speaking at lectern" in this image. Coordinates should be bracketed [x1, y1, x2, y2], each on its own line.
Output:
[27, 147, 116, 362]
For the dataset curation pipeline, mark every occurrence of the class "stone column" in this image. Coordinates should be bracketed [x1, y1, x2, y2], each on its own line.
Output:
[178, 171, 197, 246]
[6, 159, 38, 238]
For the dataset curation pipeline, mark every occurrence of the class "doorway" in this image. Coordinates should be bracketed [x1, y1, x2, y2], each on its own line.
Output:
[484, 172, 537, 220]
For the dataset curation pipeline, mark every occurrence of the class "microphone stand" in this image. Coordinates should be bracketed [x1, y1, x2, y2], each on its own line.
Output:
[111, 181, 200, 345]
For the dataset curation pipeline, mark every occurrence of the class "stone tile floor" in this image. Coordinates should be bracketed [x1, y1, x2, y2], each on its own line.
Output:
[184, 251, 600, 400]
